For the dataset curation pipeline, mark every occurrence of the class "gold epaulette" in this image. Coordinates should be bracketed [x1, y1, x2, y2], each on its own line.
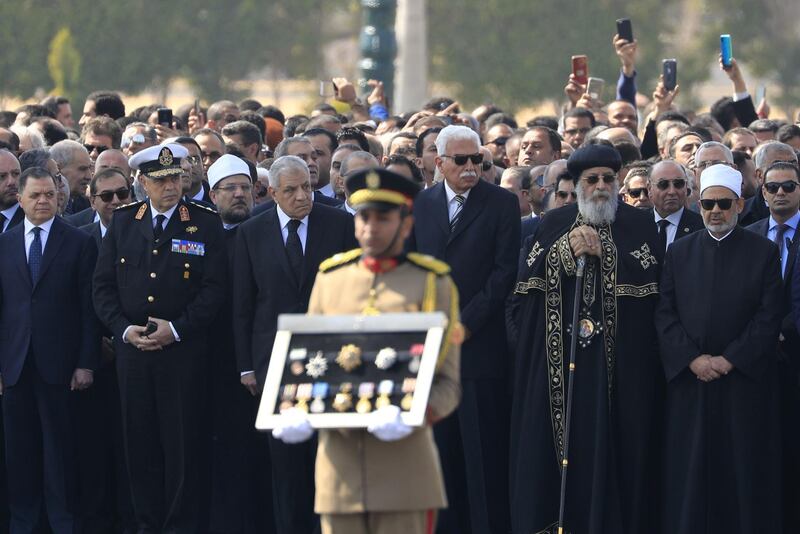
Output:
[115, 200, 144, 211]
[319, 248, 363, 273]
[407, 252, 450, 275]
[188, 200, 218, 213]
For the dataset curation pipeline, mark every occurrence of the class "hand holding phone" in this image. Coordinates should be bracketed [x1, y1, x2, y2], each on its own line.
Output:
[662, 59, 678, 92]
[720, 34, 733, 68]
[616, 18, 634, 43]
[571, 55, 589, 86]
[143, 321, 158, 337]
[157, 108, 173, 128]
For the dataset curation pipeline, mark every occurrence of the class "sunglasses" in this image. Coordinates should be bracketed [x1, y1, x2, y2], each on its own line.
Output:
[627, 187, 649, 198]
[655, 178, 686, 190]
[93, 187, 130, 203]
[700, 198, 735, 210]
[556, 190, 577, 200]
[84, 144, 109, 155]
[583, 173, 616, 185]
[764, 181, 799, 194]
[481, 161, 493, 171]
[441, 153, 483, 166]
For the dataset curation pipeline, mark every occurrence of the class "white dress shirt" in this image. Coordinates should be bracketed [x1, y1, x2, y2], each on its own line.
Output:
[443, 180, 471, 221]
[276, 205, 309, 253]
[1, 204, 19, 232]
[99, 221, 108, 238]
[767, 212, 800, 277]
[654, 207, 684, 249]
[23, 217, 55, 260]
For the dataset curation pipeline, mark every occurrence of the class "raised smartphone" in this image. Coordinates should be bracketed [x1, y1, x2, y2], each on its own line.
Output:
[571, 55, 589, 85]
[720, 34, 733, 68]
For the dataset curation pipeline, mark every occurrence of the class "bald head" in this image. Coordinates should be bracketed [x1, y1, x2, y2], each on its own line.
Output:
[95, 149, 131, 181]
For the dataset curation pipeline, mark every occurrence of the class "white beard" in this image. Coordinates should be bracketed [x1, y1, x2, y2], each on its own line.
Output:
[577, 180, 619, 225]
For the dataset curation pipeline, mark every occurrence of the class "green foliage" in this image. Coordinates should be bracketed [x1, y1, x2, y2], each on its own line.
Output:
[47, 27, 81, 100]
[0, 0, 350, 104]
[428, 0, 673, 112]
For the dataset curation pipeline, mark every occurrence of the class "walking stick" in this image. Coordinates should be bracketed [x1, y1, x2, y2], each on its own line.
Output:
[557, 255, 587, 534]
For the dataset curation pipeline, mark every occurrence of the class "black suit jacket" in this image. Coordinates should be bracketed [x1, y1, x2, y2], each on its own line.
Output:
[520, 215, 540, 246]
[740, 190, 771, 227]
[746, 217, 800, 353]
[0, 217, 100, 386]
[251, 191, 343, 217]
[651, 207, 705, 249]
[733, 95, 759, 129]
[233, 203, 357, 383]
[79, 221, 102, 249]
[65, 207, 96, 227]
[408, 179, 520, 379]
[1, 204, 24, 233]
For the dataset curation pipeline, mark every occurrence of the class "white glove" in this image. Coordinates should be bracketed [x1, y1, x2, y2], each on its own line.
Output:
[367, 405, 413, 442]
[272, 407, 314, 444]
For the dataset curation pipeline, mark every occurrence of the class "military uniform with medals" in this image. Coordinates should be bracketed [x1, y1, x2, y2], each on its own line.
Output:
[303, 170, 462, 534]
[93, 144, 227, 532]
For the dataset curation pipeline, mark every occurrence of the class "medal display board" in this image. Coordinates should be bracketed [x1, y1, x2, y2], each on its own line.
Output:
[256, 312, 448, 430]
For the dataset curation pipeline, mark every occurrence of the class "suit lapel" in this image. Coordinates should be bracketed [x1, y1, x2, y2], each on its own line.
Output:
[301, 210, 322, 292]
[12, 225, 31, 287]
[432, 183, 450, 237]
[266, 209, 297, 288]
[448, 180, 487, 245]
[34, 218, 66, 288]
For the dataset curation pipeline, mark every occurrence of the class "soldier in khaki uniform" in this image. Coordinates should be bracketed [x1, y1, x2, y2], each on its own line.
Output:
[273, 168, 462, 534]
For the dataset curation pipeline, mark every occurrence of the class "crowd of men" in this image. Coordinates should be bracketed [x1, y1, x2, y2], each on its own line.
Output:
[0, 27, 799, 534]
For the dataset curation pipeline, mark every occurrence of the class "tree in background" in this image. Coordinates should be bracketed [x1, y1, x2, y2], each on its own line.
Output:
[48, 27, 82, 102]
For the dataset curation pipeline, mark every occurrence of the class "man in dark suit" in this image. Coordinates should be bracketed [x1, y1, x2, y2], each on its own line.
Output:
[0, 149, 24, 232]
[204, 154, 271, 533]
[76, 168, 135, 532]
[66, 149, 133, 228]
[749, 162, 800, 532]
[233, 155, 356, 534]
[408, 125, 520, 534]
[92, 144, 226, 533]
[0, 166, 99, 533]
[649, 160, 705, 253]
[740, 141, 797, 227]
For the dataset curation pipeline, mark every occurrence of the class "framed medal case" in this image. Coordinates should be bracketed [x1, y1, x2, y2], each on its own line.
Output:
[255, 312, 448, 430]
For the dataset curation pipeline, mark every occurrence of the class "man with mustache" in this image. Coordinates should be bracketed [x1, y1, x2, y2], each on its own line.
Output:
[409, 125, 520, 534]
[509, 144, 663, 533]
[657, 164, 782, 533]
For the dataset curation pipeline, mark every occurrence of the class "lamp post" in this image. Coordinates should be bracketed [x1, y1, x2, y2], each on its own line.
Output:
[358, 0, 397, 111]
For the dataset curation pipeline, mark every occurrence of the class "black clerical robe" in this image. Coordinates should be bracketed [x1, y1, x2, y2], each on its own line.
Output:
[655, 226, 782, 534]
[509, 203, 663, 534]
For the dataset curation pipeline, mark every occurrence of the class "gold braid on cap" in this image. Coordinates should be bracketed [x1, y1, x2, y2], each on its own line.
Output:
[349, 189, 410, 207]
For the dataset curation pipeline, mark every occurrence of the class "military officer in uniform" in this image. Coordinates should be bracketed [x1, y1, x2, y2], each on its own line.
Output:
[272, 169, 462, 534]
[92, 143, 226, 533]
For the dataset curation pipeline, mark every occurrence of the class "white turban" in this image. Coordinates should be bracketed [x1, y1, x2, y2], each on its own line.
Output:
[700, 164, 742, 197]
[207, 154, 252, 190]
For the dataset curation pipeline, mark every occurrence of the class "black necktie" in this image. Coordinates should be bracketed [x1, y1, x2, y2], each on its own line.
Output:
[153, 214, 166, 241]
[658, 219, 670, 252]
[0, 213, 6, 233]
[450, 195, 465, 232]
[29, 227, 42, 283]
[286, 219, 304, 280]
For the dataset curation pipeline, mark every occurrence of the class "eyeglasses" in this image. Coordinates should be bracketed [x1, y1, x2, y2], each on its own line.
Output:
[582, 173, 616, 185]
[93, 187, 130, 203]
[440, 153, 483, 166]
[556, 190, 577, 200]
[627, 187, 649, 198]
[564, 127, 592, 136]
[121, 133, 146, 148]
[487, 136, 508, 146]
[655, 178, 686, 190]
[481, 161, 493, 172]
[84, 144, 109, 155]
[202, 151, 223, 163]
[700, 198, 735, 210]
[215, 183, 253, 194]
[694, 160, 728, 170]
[185, 155, 202, 166]
[764, 181, 800, 194]
[253, 183, 269, 198]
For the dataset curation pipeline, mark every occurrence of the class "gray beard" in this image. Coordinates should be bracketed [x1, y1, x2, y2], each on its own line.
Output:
[706, 212, 738, 235]
[577, 180, 619, 226]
